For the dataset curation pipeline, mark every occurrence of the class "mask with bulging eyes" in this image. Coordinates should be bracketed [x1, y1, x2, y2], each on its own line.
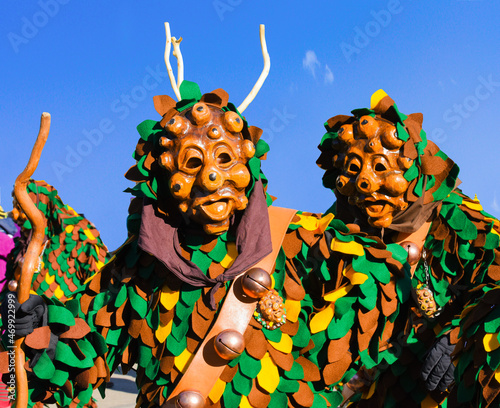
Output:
[334, 115, 413, 228]
[158, 102, 255, 235]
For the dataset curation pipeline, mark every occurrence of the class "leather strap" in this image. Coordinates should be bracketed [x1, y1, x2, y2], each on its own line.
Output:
[164, 206, 297, 405]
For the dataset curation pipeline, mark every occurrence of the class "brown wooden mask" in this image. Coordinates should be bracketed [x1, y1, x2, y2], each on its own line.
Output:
[158, 103, 255, 235]
[334, 115, 413, 228]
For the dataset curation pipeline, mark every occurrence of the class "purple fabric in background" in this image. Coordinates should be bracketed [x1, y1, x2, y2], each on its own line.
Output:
[0, 218, 20, 291]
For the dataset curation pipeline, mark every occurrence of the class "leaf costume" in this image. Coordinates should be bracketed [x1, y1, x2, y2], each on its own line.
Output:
[317, 90, 500, 407]
[1, 180, 109, 303]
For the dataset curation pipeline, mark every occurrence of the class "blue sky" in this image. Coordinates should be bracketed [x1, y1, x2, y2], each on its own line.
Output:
[1, 1, 500, 250]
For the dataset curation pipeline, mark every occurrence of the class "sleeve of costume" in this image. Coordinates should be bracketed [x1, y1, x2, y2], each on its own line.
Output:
[0, 240, 136, 407]
[446, 193, 500, 407]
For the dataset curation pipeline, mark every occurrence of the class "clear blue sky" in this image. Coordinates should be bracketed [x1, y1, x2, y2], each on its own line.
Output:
[2, 1, 500, 250]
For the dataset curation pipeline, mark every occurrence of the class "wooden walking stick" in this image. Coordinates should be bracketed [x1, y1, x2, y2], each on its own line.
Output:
[13, 112, 50, 408]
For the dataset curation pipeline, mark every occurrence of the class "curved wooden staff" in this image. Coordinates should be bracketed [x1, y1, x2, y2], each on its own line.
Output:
[13, 112, 50, 408]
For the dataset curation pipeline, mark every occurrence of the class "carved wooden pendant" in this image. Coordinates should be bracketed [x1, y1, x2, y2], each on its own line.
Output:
[415, 283, 441, 318]
[254, 289, 286, 330]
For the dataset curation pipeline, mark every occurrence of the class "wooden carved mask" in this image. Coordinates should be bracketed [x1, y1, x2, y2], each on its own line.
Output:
[334, 115, 413, 228]
[158, 102, 255, 235]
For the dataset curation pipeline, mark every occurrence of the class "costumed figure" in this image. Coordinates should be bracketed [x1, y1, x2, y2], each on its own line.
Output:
[2, 26, 412, 408]
[2, 180, 109, 303]
[316, 90, 500, 407]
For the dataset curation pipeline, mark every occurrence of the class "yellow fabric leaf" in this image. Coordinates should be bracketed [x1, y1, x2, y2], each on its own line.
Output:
[483, 333, 500, 352]
[317, 213, 335, 233]
[174, 348, 193, 373]
[362, 381, 377, 400]
[324, 284, 353, 303]
[45, 273, 55, 285]
[290, 214, 319, 231]
[370, 89, 389, 109]
[83, 272, 99, 285]
[291, 213, 335, 233]
[256, 352, 280, 393]
[84, 229, 96, 241]
[67, 205, 79, 216]
[65, 225, 74, 234]
[310, 305, 335, 334]
[420, 394, 439, 408]
[343, 266, 368, 285]
[331, 238, 365, 256]
[269, 333, 293, 353]
[463, 199, 483, 212]
[54, 286, 64, 299]
[160, 284, 179, 311]
[239, 396, 253, 408]
[155, 319, 172, 343]
[284, 299, 301, 323]
[495, 367, 500, 383]
[208, 378, 226, 403]
[220, 242, 238, 268]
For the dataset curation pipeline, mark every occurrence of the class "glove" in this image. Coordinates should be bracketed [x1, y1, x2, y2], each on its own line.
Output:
[1, 292, 48, 337]
[421, 335, 455, 392]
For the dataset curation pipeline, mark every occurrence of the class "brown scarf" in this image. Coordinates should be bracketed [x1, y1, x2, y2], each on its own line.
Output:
[137, 180, 272, 309]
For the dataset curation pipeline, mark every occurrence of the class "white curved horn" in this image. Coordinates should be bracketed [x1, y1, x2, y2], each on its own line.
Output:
[237, 24, 270, 113]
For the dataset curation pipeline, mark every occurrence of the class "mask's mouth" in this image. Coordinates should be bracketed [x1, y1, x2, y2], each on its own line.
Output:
[198, 198, 233, 222]
[354, 196, 400, 228]
[361, 200, 395, 219]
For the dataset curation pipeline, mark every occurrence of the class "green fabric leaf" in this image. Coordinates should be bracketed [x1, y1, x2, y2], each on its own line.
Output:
[127, 286, 147, 318]
[222, 384, 242, 407]
[207, 239, 228, 263]
[32, 350, 56, 380]
[284, 361, 304, 380]
[232, 370, 252, 396]
[255, 139, 270, 158]
[269, 390, 288, 407]
[277, 377, 300, 393]
[166, 334, 187, 356]
[136, 120, 158, 141]
[179, 81, 202, 102]
[351, 108, 375, 118]
[238, 352, 262, 379]
[47, 304, 76, 326]
[396, 122, 409, 142]
[404, 163, 419, 182]
[55, 342, 94, 369]
[263, 326, 282, 342]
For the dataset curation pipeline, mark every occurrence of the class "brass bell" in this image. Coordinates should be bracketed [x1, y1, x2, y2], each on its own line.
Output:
[214, 329, 245, 360]
[175, 390, 205, 408]
[400, 241, 421, 265]
[8, 280, 18, 292]
[241, 268, 272, 298]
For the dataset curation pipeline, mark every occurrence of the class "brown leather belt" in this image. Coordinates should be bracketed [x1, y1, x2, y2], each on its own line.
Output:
[163, 206, 297, 406]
